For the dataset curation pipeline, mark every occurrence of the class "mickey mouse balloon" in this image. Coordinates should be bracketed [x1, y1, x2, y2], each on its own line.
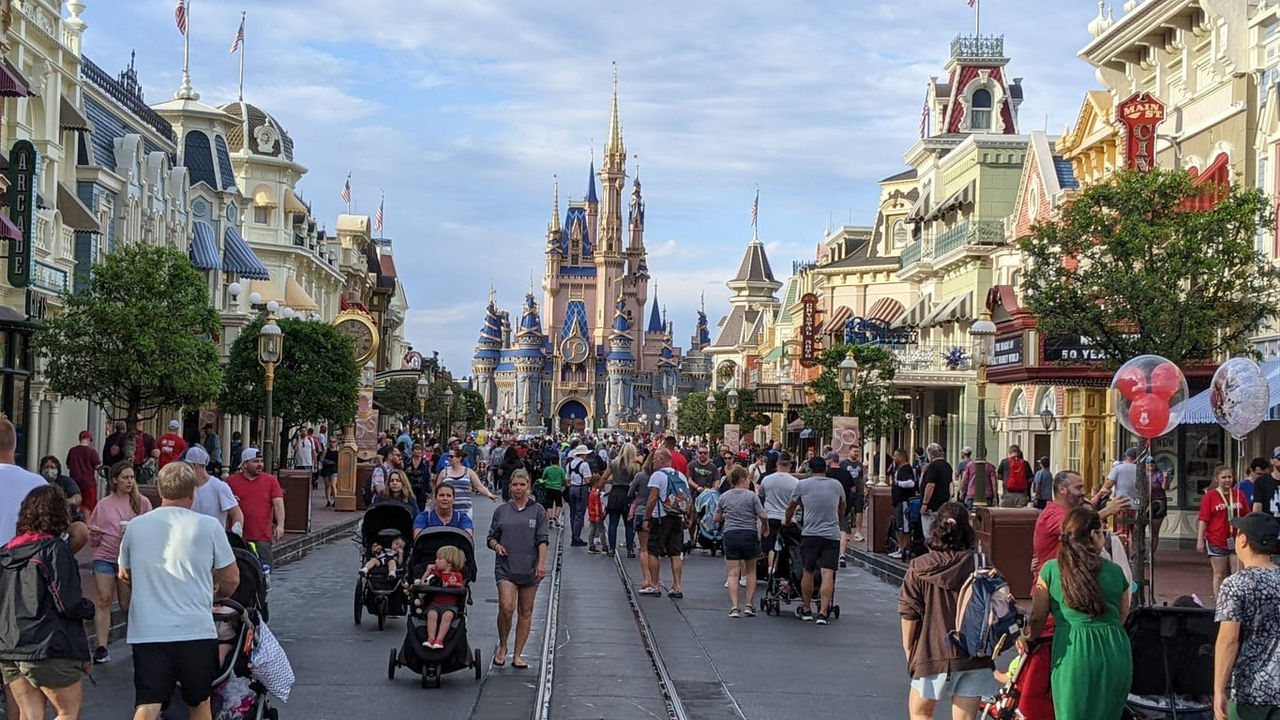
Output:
[1111, 355, 1188, 440]
[1210, 357, 1270, 441]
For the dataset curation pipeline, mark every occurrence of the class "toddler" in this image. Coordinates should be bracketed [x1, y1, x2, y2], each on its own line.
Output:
[358, 534, 405, 578]
[417, 545, 466, 649]
[586, 474, 607, 554]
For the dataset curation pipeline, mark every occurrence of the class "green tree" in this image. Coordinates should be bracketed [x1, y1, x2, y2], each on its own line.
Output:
[458, 389, 487, 430]
[676, 389, 764, 439]
[374, 377, 421, 429]
[801, 343, 905, 444]
[1020, 168, 1280, 369]
[31, 244, 222, 439]
[221, 316, 360, 433]
[677, 391, 715, 438]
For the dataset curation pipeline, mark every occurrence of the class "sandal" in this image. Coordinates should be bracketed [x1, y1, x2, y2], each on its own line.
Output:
[743, 605, 756, 617]
[492, 647, 506, 666]
[512, 656, 529, 669]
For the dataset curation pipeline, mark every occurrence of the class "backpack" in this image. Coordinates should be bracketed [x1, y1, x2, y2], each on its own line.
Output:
[949, 553, 1021, 659]
[1006, 459, 1029, 493]
[656, 469, 691, 517]
[585, 451, 607, 475]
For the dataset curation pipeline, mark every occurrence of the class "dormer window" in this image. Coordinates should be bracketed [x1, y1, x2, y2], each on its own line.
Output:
[970, 88, 993, 130]
[892, 220, 908, 248]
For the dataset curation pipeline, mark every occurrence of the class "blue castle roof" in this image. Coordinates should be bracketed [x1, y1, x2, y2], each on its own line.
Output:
[586, 160, 598, 204]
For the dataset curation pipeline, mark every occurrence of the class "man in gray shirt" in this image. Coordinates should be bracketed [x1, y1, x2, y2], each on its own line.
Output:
[759, 454, 799, 570]
[784, 457, 845, 625]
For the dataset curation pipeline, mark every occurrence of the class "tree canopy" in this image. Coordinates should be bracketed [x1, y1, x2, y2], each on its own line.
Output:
[373, 377, 420, 429]
[221, 316, 360, 430]
[800, 343, 905, 442]
[676, 389, 765, 439]
[31, 244, 222, 428]
[1019, 168, 1280, 368]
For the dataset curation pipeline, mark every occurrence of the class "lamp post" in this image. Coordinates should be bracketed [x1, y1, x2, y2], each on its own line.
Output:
[444, 387, 455, 437]
[704, 393, 717, 436]
[838, 351, 858, 415]
[779, 385, 791, 452]
[655, 413, 662, 432]
[416, 376, 429, 441]
[1040, 407, 1055, 432]
[257, 317, 283, 473]
[727, 388, 740, 424]
[970, 310, 998, 507]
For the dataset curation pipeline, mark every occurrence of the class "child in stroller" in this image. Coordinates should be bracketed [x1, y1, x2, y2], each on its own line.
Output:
[359, 530, 406, 578]
[414, 545, 466, 649]
[692, 489, 724, 555]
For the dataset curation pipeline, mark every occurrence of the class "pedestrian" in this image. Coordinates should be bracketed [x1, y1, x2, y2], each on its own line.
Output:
[435, 448, 497, 523]
[65, 430, 101, 513]
[1213, 512, 1280, 720]
[1031, 457, 1053, 511]
[496, 438, 523, 501]
[183, 446, 243, 534]
[960, 455, 998, 510]
[1254, 449, 1280, 520]
[200, 423, 222, 470]
[687, 445, 719, 494]
[899, 502, 997, 720]
[841, 447, 867, 544]
[824, 452, 856, 569]
[1097, 447, 1140, 538]
[760, 453, 800, 570]
[119, 461, 238, 720]
[229, 431, 244, 474]
[320, 431, 340, 508]
[1197, 464, 1250, 603]
[996, 444, 1033, 508]
[0, 418, 64, 547]
[156, 419, 187, 469]
[783, 457, 845, 624]
[917, 443, 952, 538]
[1147, 457, 1168, 554]
[1020, 506, 1132, 720]
[641, 448, 690, 598]
[86, 461, 152, 663]
[1241, 458, 1267, 509]
[487, 469, 548, 670]
[38, 456, 83, 522]
[0, 485, 95, 720]
[586, 474, 606, 553]
[564, 445, 593, 547]
[716, 449, 740, 492]
[663, 435, 689, 475]
[604, 442, 639, 558]
[953, 446, 973, 500]
[404, 442, 431, 508]
[374, 470, 420, 515]
[716, 465, 767, 618]
[101, 420, 129, 470]
[412, 483, 474, 538]
[890, 449, 917, 560]
[291, 428, 315, 476]
[462, 436, 480, 471]
[631, 451, 657, 593]
[369, 445, 401, 505]
[226, 447, 285, 571]
[538, 454, 566, 528]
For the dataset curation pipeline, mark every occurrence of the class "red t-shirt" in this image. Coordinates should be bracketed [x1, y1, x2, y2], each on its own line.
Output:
[65, 445, 100, 489]
[1198, 486, 1249, 549]
[669, 451, 688, 475]
[226, 471, 283, 542]
[1032, 500, 1068, 577]
[156, 433, 187, 468]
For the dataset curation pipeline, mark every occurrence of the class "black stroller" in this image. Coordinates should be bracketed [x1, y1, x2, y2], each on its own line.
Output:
[1124, 605, 1216, 719]
[387, 527, 483, 688]
[354, 501, 415, 630]
[757, 524, 840, 619]
[195, 534, 275, 720]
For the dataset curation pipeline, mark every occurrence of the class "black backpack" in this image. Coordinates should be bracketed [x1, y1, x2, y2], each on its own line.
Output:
[585, 450, 607, 475]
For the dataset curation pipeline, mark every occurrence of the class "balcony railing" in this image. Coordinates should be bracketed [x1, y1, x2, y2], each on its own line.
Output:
[901, 220, 1005, 268]
[951, 35, 1004, 59]
[900, 240, 922, 266]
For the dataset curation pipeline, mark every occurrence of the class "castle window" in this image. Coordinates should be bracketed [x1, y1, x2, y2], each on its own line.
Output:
[970, 88, 992, 130]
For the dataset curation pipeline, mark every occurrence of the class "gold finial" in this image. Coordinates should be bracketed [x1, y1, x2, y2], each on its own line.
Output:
[550, 175, 560, 232]
[488, 283, 496, 304]
[607, 62, 623, 156]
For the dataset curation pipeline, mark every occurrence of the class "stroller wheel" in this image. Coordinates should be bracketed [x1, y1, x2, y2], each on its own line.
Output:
[354, 581, 363, 625]
[377, 611, 386, 631]
[474, 649, 482, 680]
[420, 668, 430, 689]
[388, 648, 397, 680]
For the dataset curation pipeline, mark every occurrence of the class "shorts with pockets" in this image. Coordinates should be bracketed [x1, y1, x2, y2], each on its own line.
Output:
[722, 530, 760, 560]
[541, 488, 563, 508]
[646, 515, 684, 558]
[0, 658, 84, 689]
[92, 559, 119, 575]
[909, 667, 999, 702]
[799, 535, 840, 572]
[132, 639, 219, 709]
[1206, 540, 1233, 557]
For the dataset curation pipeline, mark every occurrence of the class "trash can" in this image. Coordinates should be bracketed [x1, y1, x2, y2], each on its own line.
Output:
[278, 469, 312, 534]
[355, 465, 373, 511]
[139, 485, 161, 511]
[866, 485, 894, 553]
[973, 506, 1040, 598]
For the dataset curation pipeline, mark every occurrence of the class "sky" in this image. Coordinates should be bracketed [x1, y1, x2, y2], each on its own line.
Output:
[80, 0, 1103, 375]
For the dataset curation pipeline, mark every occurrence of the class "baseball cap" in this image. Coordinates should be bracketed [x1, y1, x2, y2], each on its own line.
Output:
[961, 446, 972, 456]
[1272, 445, 1280, 460]
[78, 430, 92, 440]
[183, 445, 210, 466]
[824, 451, 841, 463]
[240, 447, 261, 462]
[1230, 512, 1280, 553]
[169, 419, 180, 430]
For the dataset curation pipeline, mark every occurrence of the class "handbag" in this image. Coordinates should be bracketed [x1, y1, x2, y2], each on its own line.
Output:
[1219, 487, 1237, 551]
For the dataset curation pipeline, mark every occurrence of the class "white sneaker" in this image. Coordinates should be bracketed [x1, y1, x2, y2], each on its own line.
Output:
[723, 580, 729, 588]
[739, 577, 748, 587]
[888, 550, 904, 559]
[853, 533, 864, 542]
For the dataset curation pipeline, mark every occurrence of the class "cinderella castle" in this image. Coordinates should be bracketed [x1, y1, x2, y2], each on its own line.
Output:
[472, 75, 711, 434]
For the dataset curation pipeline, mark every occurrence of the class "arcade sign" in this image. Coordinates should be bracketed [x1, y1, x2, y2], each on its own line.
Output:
[799, 293, 820, 367]
[1118, 92, 1165, 173]
[7, 140, 37, 289]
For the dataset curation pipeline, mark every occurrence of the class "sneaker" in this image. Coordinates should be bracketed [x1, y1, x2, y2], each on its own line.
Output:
[815, 614, 829, 626]
[887, 550, 904, 560]
[723, 580, 729, 588]
[570, 539, 588, 547]
[587, 547, 600, 554]
[668, 589, 684, 599]
[638, 585, 660, 596]
[627, 550, 636, 558]
[739, 577, 748, 588]
[795, 607, 813, 622]
[728, 607, 741, 618]
[853, 532, 864, 542]
[839, 558, 848, 569]
[93, 646, 109, 664]
[743, 605, 755, 617]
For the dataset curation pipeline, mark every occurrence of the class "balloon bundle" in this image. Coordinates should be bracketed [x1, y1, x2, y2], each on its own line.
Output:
[1111, 355, 1188, 440]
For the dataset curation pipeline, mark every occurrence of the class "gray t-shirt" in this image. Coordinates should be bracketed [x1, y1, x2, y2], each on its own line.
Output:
[487, 500, 549, 584]
[191, 475, 239, 527]
[1108, 462, 1138, 499]
[760, 471, 799, 520]
[119, 506, 235, 644]
[717, 488, 764, 534]
[790, 476, 844, 541]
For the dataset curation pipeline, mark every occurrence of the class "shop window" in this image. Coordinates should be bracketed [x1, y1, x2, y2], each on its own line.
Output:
[1067, 421, 1081, 473]
[969, 88, 992, 130]
[1180, 424, 1223, 510]
[254, 206, 269, 224]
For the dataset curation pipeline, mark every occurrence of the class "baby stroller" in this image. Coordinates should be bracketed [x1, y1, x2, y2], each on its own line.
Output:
[387, 526, 483, 689]
[691, 490, 723, 555]
[757, 523, 841, 619]
[227, 532, 269, 623]
[209, 599, 277, 720]
[1124, 605, 1215, 719]
[885, 496, 926, 560]
[354, 501, 415, 630]
[978, 636, 1048, 720]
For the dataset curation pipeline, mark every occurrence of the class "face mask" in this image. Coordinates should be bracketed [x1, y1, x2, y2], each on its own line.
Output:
[41, 468, 58, 480]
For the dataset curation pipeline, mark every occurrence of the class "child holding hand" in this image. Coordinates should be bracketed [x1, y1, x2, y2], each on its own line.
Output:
[587, 474, 607, 554]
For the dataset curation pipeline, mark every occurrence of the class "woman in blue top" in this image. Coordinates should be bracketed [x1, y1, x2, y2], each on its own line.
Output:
[413, 484, 474, 538]
[435, 450, 497, 522]
[372, 470, 419, 515]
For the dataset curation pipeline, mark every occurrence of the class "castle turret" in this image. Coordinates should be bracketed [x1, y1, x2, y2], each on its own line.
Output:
[605, 291, 635, 427]
[471, 293, 504, 409]
[544, 179, 562, 296]
[513, 292, 547, 429]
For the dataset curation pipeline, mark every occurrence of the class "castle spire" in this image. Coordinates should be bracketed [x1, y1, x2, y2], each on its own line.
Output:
[550, 176, 560, 232]
[647, 283, 664, 333]
[607, 62, 623, 159]
[586, 153, 598, 205]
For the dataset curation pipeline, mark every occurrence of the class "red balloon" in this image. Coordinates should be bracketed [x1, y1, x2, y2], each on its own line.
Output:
[1114, 365, 1148, 401]
[1149, 362, 1182, 400]
[1129, 393, 1171, 439]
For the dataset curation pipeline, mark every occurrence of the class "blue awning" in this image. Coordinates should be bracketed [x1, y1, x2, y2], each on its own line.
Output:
[189, 221, 219, 271]
[1181, 358, 1280, 424]
[222, 225, 270, 280]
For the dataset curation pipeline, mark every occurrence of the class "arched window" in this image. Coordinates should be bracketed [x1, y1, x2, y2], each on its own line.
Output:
[1010, 269, 1021, 288]
[892, 220, 908, 248]
[970, 88, 993, 130]
[1009, 389, 1027, 417]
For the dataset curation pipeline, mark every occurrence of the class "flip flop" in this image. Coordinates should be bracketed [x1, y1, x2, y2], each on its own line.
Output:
[512, 656, 529, 669]
[492, 648, 506, 666]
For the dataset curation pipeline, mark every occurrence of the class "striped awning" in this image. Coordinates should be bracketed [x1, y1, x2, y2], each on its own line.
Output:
[822, 306, 852, 334]
[867, 297, 906, 324]
[0, 214, 22, 242]
[59, 97, 93, 132]
[920, 292, 973, 328]
[189, 221, 220, 271]
[924, 181, 975, 222]
[893, 295, 932, 329]
[0, 60, 30, 98]
[906, 191, 931, 223]
[223, 226, 270, 280]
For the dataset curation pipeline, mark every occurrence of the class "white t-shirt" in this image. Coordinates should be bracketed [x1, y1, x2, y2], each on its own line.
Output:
[760, 471, 799, 520]
[646, 468, 690, 519]
[191, 475, 239, 528]
[293, 437, 315, 467]
[119, 505, 235, 644]
[0, 464, 50, 545]
[1108, 461, 1139, 499]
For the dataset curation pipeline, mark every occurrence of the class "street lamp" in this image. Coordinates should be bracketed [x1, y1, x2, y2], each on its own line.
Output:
[988, 410, 1000, 433]
[727, 388, 740, 424]
[655, 413, 662, 431]
[444, 386, 455, 437]
[838, 351, 858, 415]
[779, 384, 791, 452]
[416, 376, 429, 441]
[257, 317, 283, 473]
[970, 310, 998, 507]
[1039, 407, 1055, 432]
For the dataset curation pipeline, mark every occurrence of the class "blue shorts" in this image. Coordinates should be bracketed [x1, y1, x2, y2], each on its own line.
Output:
[722, 530, 760, 561]
[910, 667, 998, 701]
[92, 559, 118, 575]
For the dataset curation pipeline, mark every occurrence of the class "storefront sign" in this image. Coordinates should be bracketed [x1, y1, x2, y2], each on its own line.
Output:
[843, 317, 918, 346]
[31, 261, 66, 294]
[1118, 92, 1165, 173]
[991, 335, 1024, 367]
[1045, 335, 1111, 363]
[723, 424, 740, 454]
[7, 140, 37, 288]
[800, 293, 819, 367]
[831, 416, 860, 460]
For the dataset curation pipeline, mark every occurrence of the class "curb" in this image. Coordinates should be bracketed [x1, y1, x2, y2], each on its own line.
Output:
[845, 546, 907, 586]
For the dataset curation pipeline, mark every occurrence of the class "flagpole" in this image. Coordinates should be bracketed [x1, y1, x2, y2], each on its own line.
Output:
[237, 10, 245, 102]
[975, 0, 981, 37]
[178, 0, 194, 99]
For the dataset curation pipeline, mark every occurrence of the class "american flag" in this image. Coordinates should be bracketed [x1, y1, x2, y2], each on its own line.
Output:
[374, 194, 384, 232]
[920, 100, 930, 138]
[750, 188, 759, 227]
[174, 0, 187, 36]
[968, 0, 976, 6]
[229, 14, 244, 53]
[340, 173, 351, 205]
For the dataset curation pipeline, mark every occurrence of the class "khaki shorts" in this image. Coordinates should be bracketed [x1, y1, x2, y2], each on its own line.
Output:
[0, 657, 84, 689]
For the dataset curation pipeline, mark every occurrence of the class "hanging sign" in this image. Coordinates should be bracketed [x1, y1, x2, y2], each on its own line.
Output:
[800, 293, 820, 367]
[7, 140, 37, 288]
[1118, 92, 1165, 173]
